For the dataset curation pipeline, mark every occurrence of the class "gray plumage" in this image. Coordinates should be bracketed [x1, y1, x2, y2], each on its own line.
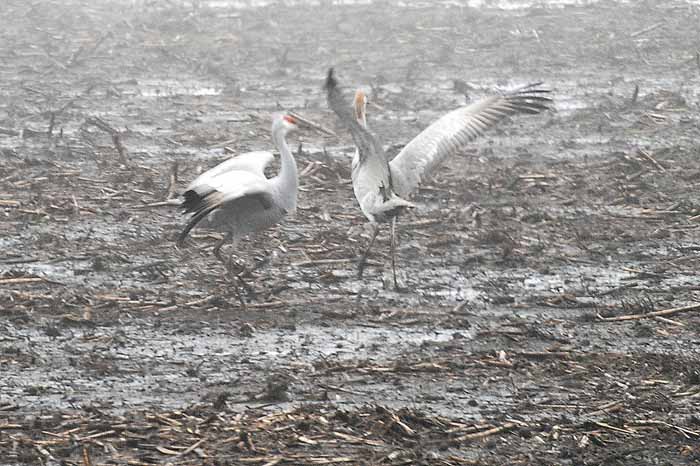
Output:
[325, 67, 551, 288]
[324, 68, 414, 224]
[177, 114, 301, 251]
[387, 83, 552, 197]
[325, 68, 414, 288]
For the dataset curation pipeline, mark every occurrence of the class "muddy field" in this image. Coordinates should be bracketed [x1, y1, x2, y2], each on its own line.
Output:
[2, 0, 700, 464]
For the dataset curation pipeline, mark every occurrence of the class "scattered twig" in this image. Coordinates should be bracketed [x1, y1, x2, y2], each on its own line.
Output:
[68, 32, 112, 67]
[317, 383, 368, 396]
[630, 420, 700, 438]
[452, 300, 470, 313]
[82, 446, 92, 466]
[518, 351, 572, 359]
[598, 302, 700, 322]
[653, 316, 685, 327]
[85, 117, 129, 163]
[165, 161, 179, 200]
[637, 149, 665, 172]
[630, 21, 665, 38]
[173, 438, 206, 458]
[451, 422, 517, 442]
[293, 258, 380, 267]
[157, 295, 219, 313]
[22, 127, 48, 138]
[0, 277, 46, 285]
[597, 282, 639, 297]
[0, 127, 20, 137]
[132, 199, 181, 208]
[591, 421, 638, 435]
[288, 111, 337, 137]
[630, 83, 639, 104]
[585, 400, 624, 417]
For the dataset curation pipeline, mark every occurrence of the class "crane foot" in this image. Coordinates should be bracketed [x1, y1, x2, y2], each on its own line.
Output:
[212, 232, 233, 261]
[357, 223, 380, 278]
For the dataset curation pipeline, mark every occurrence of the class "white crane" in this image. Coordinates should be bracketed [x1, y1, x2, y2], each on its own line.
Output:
[325, 68, 551, 288]
[177, 113, 308, 270]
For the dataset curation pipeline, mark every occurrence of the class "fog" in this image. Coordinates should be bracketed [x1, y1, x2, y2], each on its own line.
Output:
[1, 0, 699, 464]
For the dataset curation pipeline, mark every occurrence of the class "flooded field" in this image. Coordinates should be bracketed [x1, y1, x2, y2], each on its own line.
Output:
[1, 0, 700, 464]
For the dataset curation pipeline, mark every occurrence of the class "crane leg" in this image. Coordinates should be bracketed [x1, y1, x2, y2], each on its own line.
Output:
[390, 215, 399, 290]
[234, 264, 256, 296]
[222, 254, 251, 308]
[212, 232, 233, 261]
[233, 276, 249, 309]
[225, 251, 246, 276]
[211, 234, 250, 308]
[357, 223, 379, 278]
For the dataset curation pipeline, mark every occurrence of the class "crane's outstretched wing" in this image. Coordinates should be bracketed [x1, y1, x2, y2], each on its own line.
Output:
[179, 170, 273, 246]
[390, 84, 552, 197]
[186, 151, 275, 193]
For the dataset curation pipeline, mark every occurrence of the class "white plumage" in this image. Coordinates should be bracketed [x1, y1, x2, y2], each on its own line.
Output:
[177, 114, 303, 259]
[190, 150, 275, 186]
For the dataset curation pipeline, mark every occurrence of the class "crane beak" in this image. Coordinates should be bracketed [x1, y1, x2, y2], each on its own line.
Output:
[367, 100, 384, 111]
[288, 111, 337, 137]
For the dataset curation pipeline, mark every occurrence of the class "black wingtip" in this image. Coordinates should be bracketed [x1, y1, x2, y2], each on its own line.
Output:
[324, 67, 337, 91]
[176, 221, 191, 248]
[176, 232, 188, 249]
[510, 81, 549, 94]
[177, 200, 218, 248]
[505, 82, 554, 114]
[181, 189, 199, 213]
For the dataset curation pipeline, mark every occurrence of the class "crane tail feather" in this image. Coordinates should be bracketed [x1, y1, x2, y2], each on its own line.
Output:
[177, 205, 217, 247]
[177, 192, 224, 247]
[324, 67, 338, 92]
[182, 189, 204, 213]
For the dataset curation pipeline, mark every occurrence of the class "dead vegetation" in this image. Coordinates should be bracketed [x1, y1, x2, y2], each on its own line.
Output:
[2, 0, 700, 464]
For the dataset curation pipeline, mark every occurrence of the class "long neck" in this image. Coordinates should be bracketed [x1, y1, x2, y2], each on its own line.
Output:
[355, 104, 367, 128]
[272, 127, 298, 211]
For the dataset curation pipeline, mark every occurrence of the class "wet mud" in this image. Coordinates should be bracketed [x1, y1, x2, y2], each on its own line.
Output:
[1, 0, 700, 464]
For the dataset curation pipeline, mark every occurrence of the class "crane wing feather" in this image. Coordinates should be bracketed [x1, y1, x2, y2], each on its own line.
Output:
[390, 84, 551, 197]
[179, 170, 273, 245]
[324, 69, 389, 170]
[325, 68, 414, 222]
[186, 151, 275, 193]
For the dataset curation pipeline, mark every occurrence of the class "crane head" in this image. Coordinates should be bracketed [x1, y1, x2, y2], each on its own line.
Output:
[270, 113, 301, 137]
[353, 89, 367, 127]
[282, 114, 299, 129]
[275, 112, 335, 137]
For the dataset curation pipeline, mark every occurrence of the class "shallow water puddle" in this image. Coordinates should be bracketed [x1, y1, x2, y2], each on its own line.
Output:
[135, 79, 223, 98]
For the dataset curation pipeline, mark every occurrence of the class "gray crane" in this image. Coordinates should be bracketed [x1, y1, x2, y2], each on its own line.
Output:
[325, 69, 413, 288]
[325, 68, 552, 289]
[177, 113, 309, 271]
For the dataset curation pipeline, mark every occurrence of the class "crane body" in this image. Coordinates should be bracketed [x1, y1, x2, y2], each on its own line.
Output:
[326, 68, 552, 288]
[177, 114, 304, 262]
[325, 69, 413, 286]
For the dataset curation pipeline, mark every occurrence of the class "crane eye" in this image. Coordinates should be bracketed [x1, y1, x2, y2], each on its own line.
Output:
[283, 115, 297, 125]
